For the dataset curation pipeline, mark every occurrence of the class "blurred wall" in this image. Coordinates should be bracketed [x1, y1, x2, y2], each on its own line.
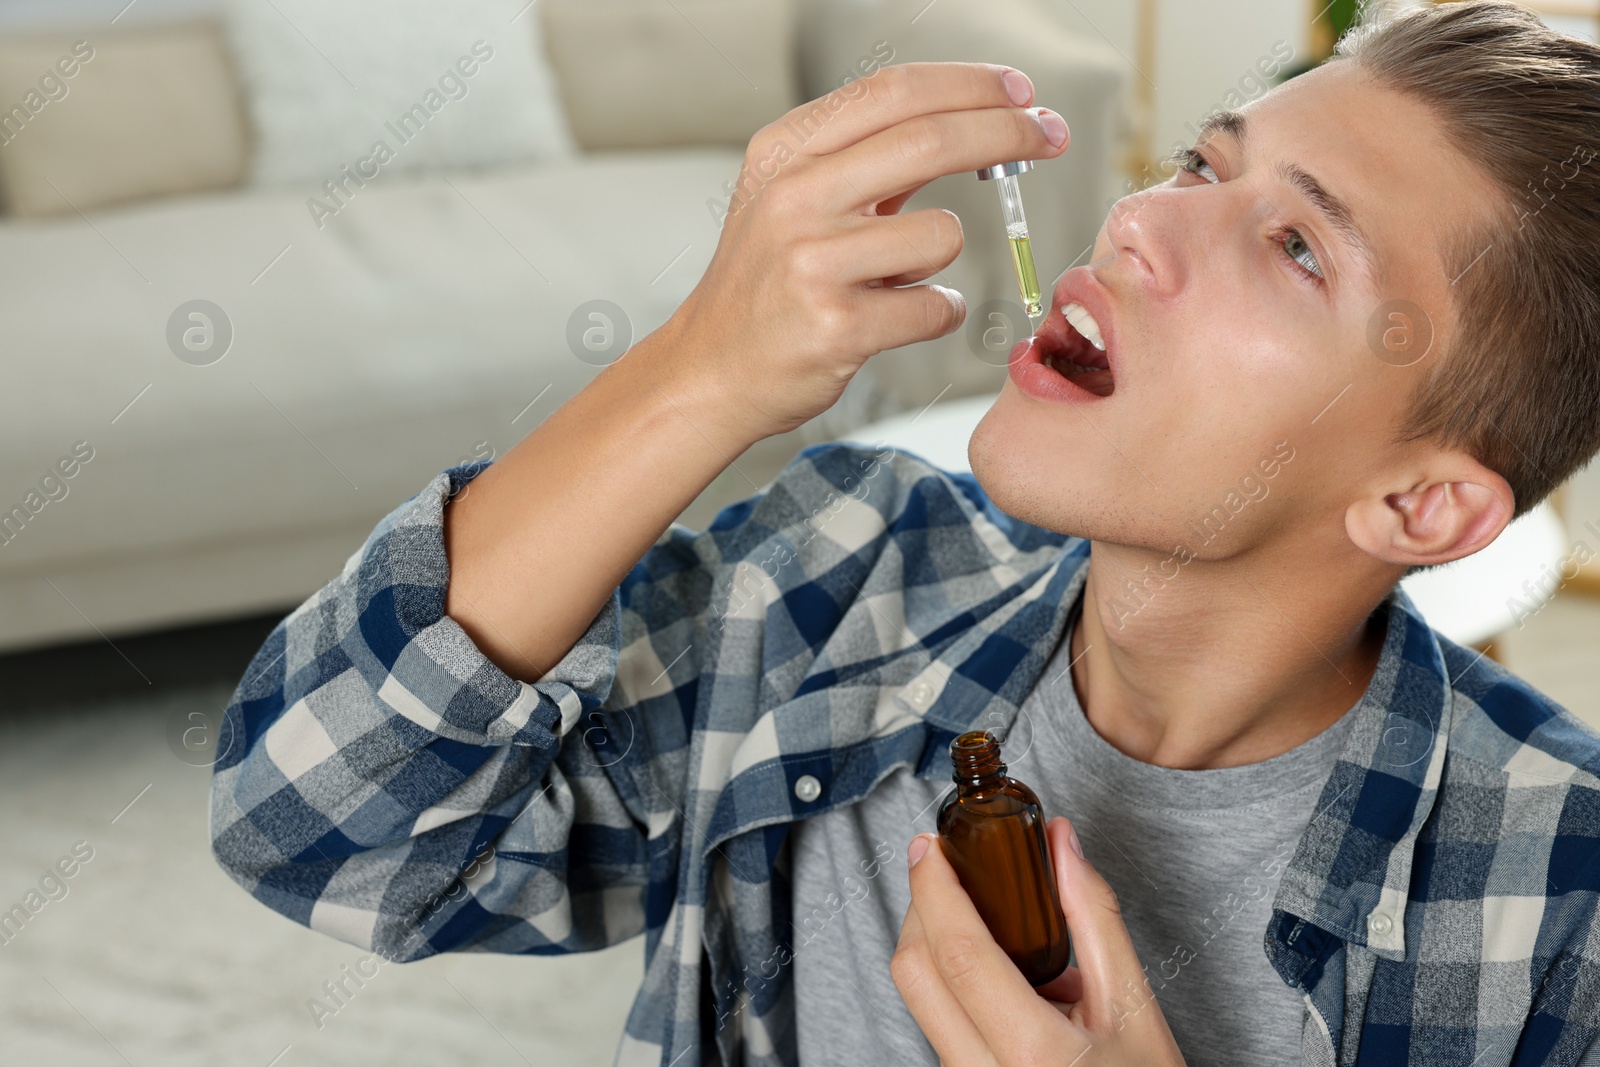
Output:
[1035, 0, 1303, 178]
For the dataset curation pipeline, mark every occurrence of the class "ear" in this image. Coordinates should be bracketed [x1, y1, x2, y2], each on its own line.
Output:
[1345, 455, 1515, 567]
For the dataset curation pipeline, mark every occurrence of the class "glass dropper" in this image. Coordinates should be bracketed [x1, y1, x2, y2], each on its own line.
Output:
[976, 161, 1042, 324]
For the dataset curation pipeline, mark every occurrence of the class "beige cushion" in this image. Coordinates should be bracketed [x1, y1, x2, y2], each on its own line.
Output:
[541, 0, 802, 150]
[226, 0, 577, 190]
[0, 22, 248, 218]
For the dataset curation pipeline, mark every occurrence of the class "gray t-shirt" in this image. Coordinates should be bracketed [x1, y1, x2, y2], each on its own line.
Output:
[789, 596, 1361, 1066]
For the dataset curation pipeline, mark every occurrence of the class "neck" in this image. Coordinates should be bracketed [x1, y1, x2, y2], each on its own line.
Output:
[1064, 540, 1395, 770]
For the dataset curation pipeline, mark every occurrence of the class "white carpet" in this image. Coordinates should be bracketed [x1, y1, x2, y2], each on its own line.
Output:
[0, 682, 642, 1066]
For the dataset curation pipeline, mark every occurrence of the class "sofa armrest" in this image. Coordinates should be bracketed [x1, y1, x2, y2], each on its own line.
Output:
[793, 0, 1130, 415]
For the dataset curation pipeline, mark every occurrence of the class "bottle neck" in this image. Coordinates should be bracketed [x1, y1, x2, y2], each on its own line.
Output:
[949, 729, 1006, 789]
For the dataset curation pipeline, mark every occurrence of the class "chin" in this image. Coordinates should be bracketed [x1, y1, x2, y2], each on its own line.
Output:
[967, 393, 1091, 537]
[968, 385, 1168, 547]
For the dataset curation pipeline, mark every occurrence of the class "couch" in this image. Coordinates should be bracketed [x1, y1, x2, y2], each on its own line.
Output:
[0, 0, 1125, 651]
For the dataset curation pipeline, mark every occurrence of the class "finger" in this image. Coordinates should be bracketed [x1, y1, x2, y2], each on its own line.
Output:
[764, 61, 1033, 162]
[841, 282, 966, 356]
[875, 186, 925, 218]
[821, 208, 963, 289]
[903, 832, 1082, 1064]
[1046, 817, 1156, 1029]
[823, 103, 1068, 215]
[877, 263, 949, 290]
[892, 892, 999, 1067]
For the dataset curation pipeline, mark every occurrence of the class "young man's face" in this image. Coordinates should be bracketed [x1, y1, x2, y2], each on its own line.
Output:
[969, 60, 1505, 567]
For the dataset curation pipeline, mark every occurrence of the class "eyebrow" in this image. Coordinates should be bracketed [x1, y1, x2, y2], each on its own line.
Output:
[1193, 109, 1384, 291]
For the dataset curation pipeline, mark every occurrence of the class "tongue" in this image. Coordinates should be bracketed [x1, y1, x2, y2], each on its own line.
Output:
[1045, 344, 1114, 395]
[1071, 352, 1110, 371]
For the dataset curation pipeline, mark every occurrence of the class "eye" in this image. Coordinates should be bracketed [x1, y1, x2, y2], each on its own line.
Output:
[1171, 146, 1325, 287]
[1174, 146, 1218, 183]
[1273, 228, 1324, 285]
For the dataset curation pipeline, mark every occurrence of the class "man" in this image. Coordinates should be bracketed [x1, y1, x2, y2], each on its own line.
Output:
[210, 2, 1600, 1064]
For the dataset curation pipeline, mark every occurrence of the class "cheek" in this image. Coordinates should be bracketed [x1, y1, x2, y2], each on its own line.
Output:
[1142, 316, 1314, 483]
[1167, 296, 1325, 431]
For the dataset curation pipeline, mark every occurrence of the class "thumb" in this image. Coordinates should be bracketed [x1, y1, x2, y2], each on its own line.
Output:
[1046, 816, 1159, 1031]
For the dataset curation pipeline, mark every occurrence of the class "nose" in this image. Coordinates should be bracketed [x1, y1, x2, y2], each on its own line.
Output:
[1099, 186, 1184, 299]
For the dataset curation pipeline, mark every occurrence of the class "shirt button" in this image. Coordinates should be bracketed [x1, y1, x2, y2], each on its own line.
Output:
[1367, 911, 1393, 938]
[794, 774, 821, 803]
[910, 682, 933, 706]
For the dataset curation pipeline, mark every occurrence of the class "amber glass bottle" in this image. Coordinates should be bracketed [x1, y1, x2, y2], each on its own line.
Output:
[935, 729, 1071, 986]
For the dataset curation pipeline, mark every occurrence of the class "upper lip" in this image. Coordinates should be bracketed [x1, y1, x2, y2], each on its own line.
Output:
[1037, 267, 1117, 379]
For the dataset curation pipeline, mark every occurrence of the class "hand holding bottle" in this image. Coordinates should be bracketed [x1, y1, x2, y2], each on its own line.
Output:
[892, 816, 1188, 1066]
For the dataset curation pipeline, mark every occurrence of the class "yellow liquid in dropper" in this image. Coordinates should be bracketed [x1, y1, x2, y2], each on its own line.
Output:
[1007, 224, 1042, 318]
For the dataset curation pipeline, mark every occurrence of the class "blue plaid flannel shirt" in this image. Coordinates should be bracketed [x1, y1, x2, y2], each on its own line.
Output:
[210, 440, 1600, 1067]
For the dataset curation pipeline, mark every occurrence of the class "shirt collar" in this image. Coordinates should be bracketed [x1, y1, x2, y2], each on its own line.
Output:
[1266, 579, 1453, 963]
[895, 537, 1090, 736]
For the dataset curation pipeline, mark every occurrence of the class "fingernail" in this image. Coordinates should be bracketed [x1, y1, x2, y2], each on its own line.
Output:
[908, 834, 931, 867]
[1003, 69, 1033, 106]
[1036, 108, 1067, 148]
[1068, 826, 1084, 859]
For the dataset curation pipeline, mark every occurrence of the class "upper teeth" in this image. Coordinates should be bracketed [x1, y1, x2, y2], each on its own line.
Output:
[1063, 303, 1105, 351]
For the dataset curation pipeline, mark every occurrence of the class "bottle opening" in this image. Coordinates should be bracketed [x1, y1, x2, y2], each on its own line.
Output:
[949, 729, 1005, 780]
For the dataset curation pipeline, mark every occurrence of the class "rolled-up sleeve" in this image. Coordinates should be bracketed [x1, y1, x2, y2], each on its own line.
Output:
[208, 458, 718, 962]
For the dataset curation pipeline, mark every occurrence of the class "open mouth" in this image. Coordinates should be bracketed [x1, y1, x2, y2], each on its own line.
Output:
[1034, 302, 1114, 398]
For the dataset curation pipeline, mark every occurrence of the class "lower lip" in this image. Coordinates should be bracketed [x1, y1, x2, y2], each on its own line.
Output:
[1006, 336, 1112, 405]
